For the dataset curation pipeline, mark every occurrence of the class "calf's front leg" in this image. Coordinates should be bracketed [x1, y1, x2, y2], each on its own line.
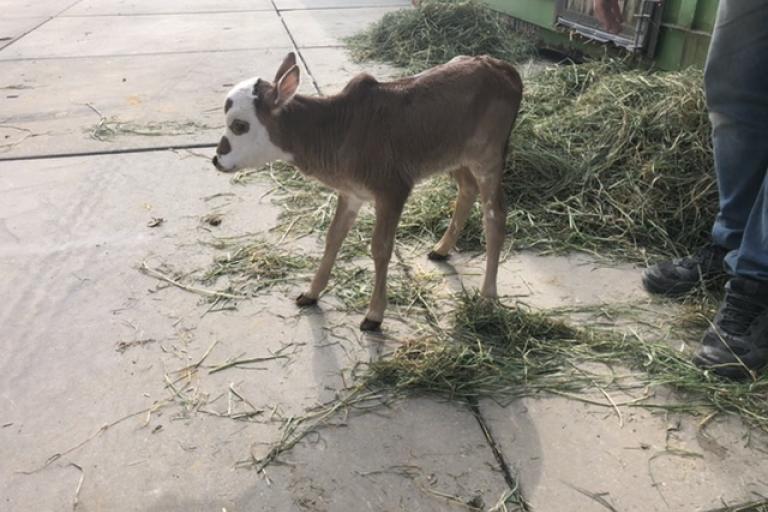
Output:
[361, 194, 407, 331]
[429, 167, 478, 260]
[296, 194, 362, 306]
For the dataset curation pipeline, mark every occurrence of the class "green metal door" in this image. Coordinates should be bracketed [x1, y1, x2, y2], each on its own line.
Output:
[483, 0, 719, 69]
[556, 0, 662, 53]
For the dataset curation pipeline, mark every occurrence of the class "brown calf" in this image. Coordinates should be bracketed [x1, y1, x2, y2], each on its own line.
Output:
[213, 52, 523, 330]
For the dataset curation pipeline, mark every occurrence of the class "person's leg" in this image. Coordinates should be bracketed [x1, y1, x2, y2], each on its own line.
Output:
[709, 114, 768, 253]
[729, 176, 768, 282]
[642, 0, 768, 298]
[706, 0, 768, 256]
[693, 0, 768, 377]
[695, 177, 768, 378]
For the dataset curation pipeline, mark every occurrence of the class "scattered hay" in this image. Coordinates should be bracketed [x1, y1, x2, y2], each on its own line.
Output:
[248, 295, 768, 475]
[139, 239, 314, 307]
[245, 163, 478, 256]
[198, 232, 443, 318]
[233, 162, 348, 244]
[369, 295, 590, 398]
[330, 263, 442, 315]
[711, 501, 768, 512]
[346, 0, 535, 73]
[201, 236, 316, 300]
[140, 261, 245, 301]
[367, 294, 768, 430]
[115, 338, 157, 354]
[89, 118, 215, 141]
[0, 124, 41, 153]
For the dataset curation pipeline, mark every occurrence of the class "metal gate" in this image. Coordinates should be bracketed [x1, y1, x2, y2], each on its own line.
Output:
[555, 0, 663, 54]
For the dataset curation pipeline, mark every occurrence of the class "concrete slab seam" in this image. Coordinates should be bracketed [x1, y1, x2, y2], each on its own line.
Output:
[0, 0, 84, 53]
[58, 10, 277, 18]
[0, 143, 216, 163]
[277, 5, 408, 12]
[267, 0, 323, 95]
[0, 47, 296, 63]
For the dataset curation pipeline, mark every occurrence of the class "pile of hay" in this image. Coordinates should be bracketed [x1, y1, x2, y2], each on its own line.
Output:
[511, 62, 715, 259]
[267, 61, 715, 262]
[344, 1, 717, 261]
[259, 64, 715, 263]
[399, 61, 716, 260]
[346, 0, 535, 73]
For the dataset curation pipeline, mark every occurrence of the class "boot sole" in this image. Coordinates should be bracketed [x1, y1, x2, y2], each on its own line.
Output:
[692, 351, 760, 379]
[641, 270, 700, 297]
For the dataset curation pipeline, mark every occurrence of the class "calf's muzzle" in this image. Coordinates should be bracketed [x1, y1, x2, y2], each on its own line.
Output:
[212, 136, 232, 172]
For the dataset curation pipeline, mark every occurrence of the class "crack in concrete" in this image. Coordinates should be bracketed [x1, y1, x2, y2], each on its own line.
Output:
[470, 401, 531, 511]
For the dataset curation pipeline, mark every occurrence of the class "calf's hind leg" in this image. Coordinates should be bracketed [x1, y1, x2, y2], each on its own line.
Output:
[428, 167, 479, 261]
[297, 194, 362, 306]
[473, 162, 506, 298]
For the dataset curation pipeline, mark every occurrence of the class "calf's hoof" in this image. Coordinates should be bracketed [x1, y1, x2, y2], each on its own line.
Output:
[427, 250, 449, 261]
[295, 293, 318, 307]
[360, 317, 382, 332]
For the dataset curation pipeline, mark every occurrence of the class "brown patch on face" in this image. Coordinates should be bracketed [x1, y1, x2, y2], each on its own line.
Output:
[252, 79, 276, 109]
[225, 98, 233, 113]
[251, 80, 293, 156]
[217, 136, 231, 155]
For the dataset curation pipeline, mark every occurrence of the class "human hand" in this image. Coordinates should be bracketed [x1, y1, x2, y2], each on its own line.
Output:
[594, 0, 623, 33]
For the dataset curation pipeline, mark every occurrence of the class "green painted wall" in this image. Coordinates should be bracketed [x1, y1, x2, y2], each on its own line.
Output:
[484, 0, 719, 70]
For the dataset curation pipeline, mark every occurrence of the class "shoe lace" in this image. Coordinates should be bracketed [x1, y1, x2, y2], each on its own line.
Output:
[678, 243, 725, 270]
[719, 292, 766, 337]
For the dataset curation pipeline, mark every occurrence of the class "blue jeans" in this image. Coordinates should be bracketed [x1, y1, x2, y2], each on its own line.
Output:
[705, 0, 768, 281]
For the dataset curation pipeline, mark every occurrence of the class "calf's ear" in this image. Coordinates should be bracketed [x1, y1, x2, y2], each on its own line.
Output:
[275, 65, 300, 109]
[274, 52, 297, 83]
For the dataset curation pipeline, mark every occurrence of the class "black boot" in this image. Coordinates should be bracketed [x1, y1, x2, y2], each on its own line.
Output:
[642, 243, 728, 296]
[693, 277, 768, 378]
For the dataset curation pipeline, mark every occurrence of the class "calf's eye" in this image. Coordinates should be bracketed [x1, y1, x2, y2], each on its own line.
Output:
[230, 119, 250, 135]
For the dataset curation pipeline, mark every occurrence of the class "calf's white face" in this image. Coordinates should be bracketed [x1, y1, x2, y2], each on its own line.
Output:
[212, 52, 300, 173]
[212, 78, 286, 173]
